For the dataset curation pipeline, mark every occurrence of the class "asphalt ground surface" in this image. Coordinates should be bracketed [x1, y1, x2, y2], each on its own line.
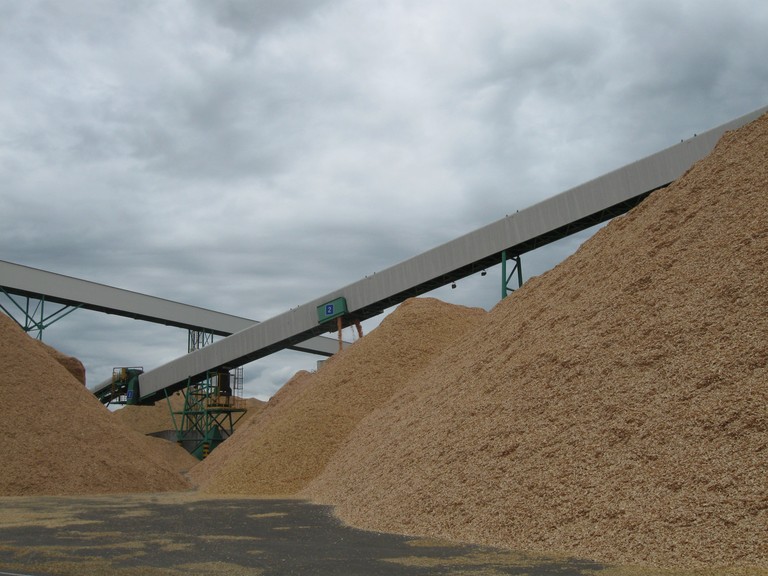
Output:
[0, 493, 608, 576]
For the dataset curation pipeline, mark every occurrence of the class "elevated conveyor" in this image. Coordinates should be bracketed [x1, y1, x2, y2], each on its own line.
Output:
[0, 260, 341, 356]
[92, 105, 767, 405]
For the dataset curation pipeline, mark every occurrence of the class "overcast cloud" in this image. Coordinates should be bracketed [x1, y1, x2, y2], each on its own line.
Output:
[2, 0, 767, 399]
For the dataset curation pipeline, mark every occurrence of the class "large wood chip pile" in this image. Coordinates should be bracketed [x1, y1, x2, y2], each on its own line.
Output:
[0, 314, 192, 495]
[189, 298, 486, 495]
[304, 114, 768, 568]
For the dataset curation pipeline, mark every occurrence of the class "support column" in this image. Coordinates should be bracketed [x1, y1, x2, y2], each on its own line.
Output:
[172, 371, 247, 459]
[501, 250, 524, 299]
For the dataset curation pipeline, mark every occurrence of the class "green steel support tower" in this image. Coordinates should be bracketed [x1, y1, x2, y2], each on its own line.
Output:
[172, 368, 247, 459]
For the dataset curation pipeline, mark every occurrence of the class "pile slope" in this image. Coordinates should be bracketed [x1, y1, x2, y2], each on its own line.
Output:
[0, 314, 192, 496]
[190, 298, 486, 495]
[304, 113, 768, 568]
[40, 341, 86, 385]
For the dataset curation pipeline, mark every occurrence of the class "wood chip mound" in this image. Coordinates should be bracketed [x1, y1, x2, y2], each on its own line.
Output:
[189, 298, 486, 495]
[112, 391, 188, 435]
[303, 113, 768, 569]
[113, 392, 266, 435]
[40, 341, 86, 385]
[0, 314, 192, 496]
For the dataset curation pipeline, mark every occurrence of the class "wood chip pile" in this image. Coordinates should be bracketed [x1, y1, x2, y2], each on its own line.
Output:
[189, 298, 486, 495]
[303, 114, 768, 568]
[40, 341, 86, 385]
[0, 314, 192, 496]
[2, 112, 764, 569]
[113, 392, 266, 435]
[112, 391, 188, 435]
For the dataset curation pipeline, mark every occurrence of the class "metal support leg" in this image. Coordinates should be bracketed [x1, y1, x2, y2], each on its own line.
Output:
[501, 250, 523, 299]
[0, 289, 80, 340]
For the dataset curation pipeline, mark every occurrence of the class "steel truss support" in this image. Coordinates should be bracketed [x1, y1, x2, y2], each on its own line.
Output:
[0, 288, 81, 340]
[188, 329, 215, 352]
[501, 250, 523, 299]
[171, 368, 246, 459]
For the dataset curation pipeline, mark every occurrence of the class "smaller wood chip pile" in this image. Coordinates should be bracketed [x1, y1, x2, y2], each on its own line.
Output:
[113, 391, 187, 435]
[189, 298, 486, 495]
[304, 113, 768, 568]
[113, 393, 266, 436]
[0, 314, 192, 496]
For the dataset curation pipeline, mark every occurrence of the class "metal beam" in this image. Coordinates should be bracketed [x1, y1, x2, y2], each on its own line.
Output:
[0, 260, 342, 356]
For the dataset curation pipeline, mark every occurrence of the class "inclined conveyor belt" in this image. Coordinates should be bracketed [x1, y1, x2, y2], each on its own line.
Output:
[89, 105, 767, 404]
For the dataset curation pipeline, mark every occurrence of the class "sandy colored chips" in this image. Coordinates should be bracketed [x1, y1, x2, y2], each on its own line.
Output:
[0, 314, 192, 496]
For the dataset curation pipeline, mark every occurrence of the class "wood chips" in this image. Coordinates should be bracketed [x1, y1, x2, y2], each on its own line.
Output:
[0, 314, 193, 495]
[302, 113, 768, 568]
[1, 112, 766, 569]
[113, 392, 265, 435]
[189, 297, 486, 495]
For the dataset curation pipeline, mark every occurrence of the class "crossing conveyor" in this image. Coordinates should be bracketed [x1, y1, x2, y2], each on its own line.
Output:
[0, 259, 341, 356]
[91, 104, 767, 405]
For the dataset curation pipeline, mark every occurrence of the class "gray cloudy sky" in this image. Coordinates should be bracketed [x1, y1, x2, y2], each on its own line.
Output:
[2, 0, 767, 399]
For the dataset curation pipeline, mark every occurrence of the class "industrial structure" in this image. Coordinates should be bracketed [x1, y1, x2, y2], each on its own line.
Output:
[2, 105, 765, 458]
[86, 104, 767, 406]
[107, 366, 247, 458]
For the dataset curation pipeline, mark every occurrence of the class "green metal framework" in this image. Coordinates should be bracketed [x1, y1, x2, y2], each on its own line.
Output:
[0, 288, 81, 339]
[501, 251, 523, 298]
[171, 368, 246, 459]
